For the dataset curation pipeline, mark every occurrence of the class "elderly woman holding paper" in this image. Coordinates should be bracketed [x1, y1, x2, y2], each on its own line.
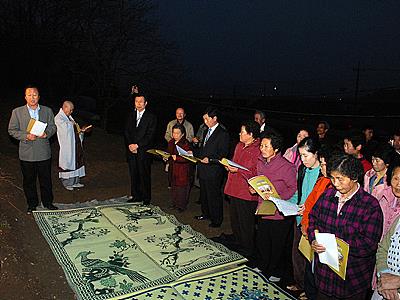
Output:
[308, 154, 383, 299]
[167, 123, 192, 212]
[249, 129, 297, 283]
[223, 120, 260, 258]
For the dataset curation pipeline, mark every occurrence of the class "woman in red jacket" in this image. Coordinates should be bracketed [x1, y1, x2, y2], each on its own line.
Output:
[224, 120, 261, 258]
[167, 124, 192, 212]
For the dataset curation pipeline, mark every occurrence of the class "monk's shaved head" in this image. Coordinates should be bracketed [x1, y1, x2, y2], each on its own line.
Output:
[62, 101, 74, 116]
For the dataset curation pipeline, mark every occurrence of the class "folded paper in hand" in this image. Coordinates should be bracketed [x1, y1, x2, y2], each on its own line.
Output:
[315, 232, 349, 280]
[220, 158, 250, 171]
[176, 145, 202, 163]
[269, 197, 299, 216]
[27, 118, 47, 136]
[146, 149, 171, 160]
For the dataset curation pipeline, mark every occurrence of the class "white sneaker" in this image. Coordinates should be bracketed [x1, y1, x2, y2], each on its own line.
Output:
[72, 183, 84, 188]
[268, 276, 281, 282]
[65, 186, 74, 191]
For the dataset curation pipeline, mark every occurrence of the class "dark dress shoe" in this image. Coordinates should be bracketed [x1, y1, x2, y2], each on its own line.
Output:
[209, 223, 221, 228]
[27, 207, 37, 214]
[127, 198, 142, 203]
[45, 204, 58, 210]
[194, 215, 208, 220]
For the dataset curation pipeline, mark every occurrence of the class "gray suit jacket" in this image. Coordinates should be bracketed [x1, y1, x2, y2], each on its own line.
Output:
[8, 105, 56, 161]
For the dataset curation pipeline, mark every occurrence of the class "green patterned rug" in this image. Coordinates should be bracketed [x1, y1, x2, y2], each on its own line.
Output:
[34, 203, 246, 300]
[121, 266, 294, 300]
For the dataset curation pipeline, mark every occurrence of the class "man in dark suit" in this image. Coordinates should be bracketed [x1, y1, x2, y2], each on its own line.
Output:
[194, 107, 229, 227]
[125, 93, 157, 204]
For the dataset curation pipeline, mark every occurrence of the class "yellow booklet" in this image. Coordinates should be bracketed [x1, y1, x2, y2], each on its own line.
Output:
[247, 175, 279, 215]
[146, 149, 171, 160]
[329, 238, 349, 280]
[298, 235, 314, 262]
[26, 118, 36, 132]
[180, 155, 202, 163]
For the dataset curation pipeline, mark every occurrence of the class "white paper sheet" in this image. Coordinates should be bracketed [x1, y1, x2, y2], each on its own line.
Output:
[223, 158, 250, 171]
[30, 120, 47, 136]
[269, 197, 299, 216]
[176, 145, 193, 157]
[315, 232, 339, 271]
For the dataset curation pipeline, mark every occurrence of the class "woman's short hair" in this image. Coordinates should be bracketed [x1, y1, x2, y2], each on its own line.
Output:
[327, 153, 364, 182]
[298, 137, 321, 155]
[318, 144, 332, 162]
[372, 143, 394, 165]
[172, 123, 186, 136]
[260, 129, 284, 153]
[241, 120, 260, 139]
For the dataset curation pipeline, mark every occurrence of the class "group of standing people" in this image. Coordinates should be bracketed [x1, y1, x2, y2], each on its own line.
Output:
[9, 86, 400, 299]
[8, 86, 90, 213]
[157, 100, 400, 300]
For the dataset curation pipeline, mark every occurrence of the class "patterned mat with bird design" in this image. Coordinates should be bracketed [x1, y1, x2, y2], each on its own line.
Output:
[34, 203, 249, 300]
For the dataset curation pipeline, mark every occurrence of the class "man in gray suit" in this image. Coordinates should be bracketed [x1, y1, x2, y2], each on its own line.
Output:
[8, 86, 58, 213]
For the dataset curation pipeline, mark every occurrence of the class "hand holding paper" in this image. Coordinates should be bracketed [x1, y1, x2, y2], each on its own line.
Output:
[220, 158, 250, 171]
[29, 119, 47, 136]
[175, 145, 201, 163]
[269, 197, 299, 216]
[176, 145, 192, 156]
[315, 232, 339, 271]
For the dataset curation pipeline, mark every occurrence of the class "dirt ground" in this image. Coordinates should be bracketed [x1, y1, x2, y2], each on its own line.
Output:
[0, 100, 236, 300]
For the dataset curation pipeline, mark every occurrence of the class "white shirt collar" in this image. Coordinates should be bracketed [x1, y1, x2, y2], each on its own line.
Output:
[335, 183, 360, 203]
[27, 104, 40, 111]
[208, 123, 219, 134]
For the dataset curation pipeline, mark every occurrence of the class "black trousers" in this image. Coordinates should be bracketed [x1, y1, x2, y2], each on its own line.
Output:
[292, 224, 306, 288]
[199, 177, 224, 225]
[304, 260, 317, 300]
[316, 290, 367, 300]
[256, 217, 294, 279]
[128, 153, 151, 204]
[229, 196, 258, 258]
[20, 159, 53, 208]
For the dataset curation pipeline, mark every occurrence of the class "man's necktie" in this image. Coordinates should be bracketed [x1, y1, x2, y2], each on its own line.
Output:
[204, 128, 212, 146]
[136, 112, 142, 127]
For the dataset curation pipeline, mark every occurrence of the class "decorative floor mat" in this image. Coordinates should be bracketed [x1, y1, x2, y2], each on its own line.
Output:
[34, 203, 246, 300]
[122, 266, 295, 300]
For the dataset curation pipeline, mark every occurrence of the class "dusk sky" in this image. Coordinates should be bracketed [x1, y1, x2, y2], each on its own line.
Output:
[155, 1, 400, 95]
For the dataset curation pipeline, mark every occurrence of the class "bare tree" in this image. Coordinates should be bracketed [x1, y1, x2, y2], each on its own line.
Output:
[0, 0, 181, 129]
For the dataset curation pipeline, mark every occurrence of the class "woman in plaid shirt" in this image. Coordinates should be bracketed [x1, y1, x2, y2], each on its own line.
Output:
[308, 154, 383, 299]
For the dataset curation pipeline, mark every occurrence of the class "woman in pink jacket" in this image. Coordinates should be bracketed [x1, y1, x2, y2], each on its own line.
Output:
[250, 129, 297, 283]
[364, 143, 394, 200]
